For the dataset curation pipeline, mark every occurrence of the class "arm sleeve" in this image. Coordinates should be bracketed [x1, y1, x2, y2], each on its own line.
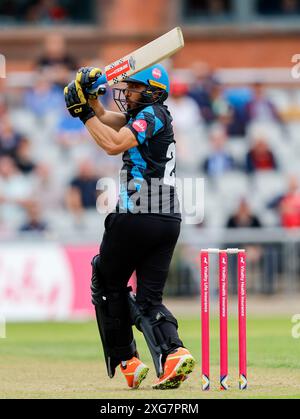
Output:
[126, 109, 157, 145]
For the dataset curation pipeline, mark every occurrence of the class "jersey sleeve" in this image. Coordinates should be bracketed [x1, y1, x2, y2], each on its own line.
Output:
[126, 107, 163, 145]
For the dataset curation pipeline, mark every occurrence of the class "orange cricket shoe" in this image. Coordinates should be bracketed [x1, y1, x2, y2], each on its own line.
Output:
[120, 357, 149, 389]
[152, 347, 195, 390]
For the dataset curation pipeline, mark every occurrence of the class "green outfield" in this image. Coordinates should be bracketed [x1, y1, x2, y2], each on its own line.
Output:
[1, 316, 300, 399]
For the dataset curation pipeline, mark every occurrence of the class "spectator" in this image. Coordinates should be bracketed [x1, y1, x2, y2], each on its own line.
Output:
[167, 78, 204, 173]
[32, 163, 64, 211]
[15, 137, 37, 175]
[24, 71, 64, 121]
[227, 198, 262, 228]
[189, 63, 233, 129]
[188, 62, 218, 124]
[226, 199, 275, 294]
[224, 87, 253, 137]
[26, 0, 68, 24]
[268, 175, 300, 229]
[246, 137, 278, 174]
[0, 113, 22, 159]
[38, 33, 74, 68]
[210, 82, 234, 128]
[203, 127, 236, 177]
[0, 156, 34, 229]
[19, 201, 47, 233]
[246, 82, 284, 126]
[37, 33, 76, 88]
[65, 159, 99, 216]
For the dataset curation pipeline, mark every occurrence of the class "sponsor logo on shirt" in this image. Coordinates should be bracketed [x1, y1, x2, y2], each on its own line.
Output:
[132, 119, 148, 132]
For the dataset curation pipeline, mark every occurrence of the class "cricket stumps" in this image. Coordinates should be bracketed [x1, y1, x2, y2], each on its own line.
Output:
[200, 248, 247, 391]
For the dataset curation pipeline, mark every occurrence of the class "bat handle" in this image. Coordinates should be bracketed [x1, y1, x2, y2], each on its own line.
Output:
[87, 74, 108, 94]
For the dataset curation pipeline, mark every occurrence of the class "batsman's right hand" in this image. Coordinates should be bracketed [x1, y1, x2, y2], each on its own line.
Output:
[76, 66, 106, 99]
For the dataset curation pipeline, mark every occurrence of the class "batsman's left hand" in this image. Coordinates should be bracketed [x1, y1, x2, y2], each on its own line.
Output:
[64, 80, 95, 124]
[76, 66, 106, 99]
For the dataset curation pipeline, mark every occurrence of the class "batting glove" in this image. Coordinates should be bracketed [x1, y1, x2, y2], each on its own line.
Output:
[76, 66, 106, 99]
[64, 80, 95, 124]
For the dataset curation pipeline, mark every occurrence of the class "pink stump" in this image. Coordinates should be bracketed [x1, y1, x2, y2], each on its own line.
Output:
[219, 251, 229, 390]
[201, 251, 210, 391]
[238, 251, 247, 390]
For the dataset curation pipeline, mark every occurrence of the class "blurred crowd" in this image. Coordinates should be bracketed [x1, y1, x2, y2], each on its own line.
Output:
[0, 34, 119, 237]
[169, 62, 300, 231]
[1, 0, 300, 25]
[0, 0, 87, 24]
[1, 34, 300, 239]
[184, 0, 300, 19]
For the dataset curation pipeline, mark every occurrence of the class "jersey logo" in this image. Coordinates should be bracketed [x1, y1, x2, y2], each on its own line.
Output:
[132, 119, 148, 132]
[152, 68, 162, 79]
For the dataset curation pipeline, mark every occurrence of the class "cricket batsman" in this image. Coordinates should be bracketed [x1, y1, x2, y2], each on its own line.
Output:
[64, 64, 195, 389]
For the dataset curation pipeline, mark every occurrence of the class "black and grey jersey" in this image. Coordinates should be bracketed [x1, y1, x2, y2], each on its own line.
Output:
[116, 103, 181, 220]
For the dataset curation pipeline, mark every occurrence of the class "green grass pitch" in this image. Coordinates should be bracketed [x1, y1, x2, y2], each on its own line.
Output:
[1, 316, 300, 399]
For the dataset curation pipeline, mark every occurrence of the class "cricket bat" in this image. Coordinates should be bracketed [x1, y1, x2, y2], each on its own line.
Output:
[88, 27, 184, 94]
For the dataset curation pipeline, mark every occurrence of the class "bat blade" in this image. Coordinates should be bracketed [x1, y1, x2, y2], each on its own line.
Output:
[88, 27, 184, 93]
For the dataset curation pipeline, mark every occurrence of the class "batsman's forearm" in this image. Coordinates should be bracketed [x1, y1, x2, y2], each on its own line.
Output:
[89, 99, 105, 119]
[85, 116, 122, 154]
[89, 99, 126, 131]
